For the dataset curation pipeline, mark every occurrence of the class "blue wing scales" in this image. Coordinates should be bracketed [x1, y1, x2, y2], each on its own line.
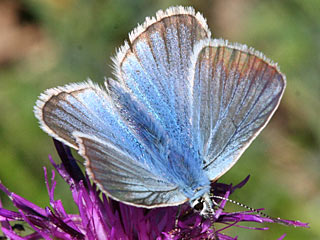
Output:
[75, 133, 186, 207]
[110, 6, 211, 149]
[190, 39, 286, 180]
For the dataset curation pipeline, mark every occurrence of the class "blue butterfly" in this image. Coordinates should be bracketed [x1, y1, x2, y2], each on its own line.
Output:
[34, 6, 285, 216]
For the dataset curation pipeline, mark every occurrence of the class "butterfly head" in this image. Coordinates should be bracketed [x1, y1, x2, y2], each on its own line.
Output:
[190, 191, 214, 217]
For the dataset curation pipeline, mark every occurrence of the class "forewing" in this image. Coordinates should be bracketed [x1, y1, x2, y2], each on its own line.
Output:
[191, 39, 286, 180]
[76, 133, 187, 207]
[110, 6, 211, 147]
[34, 81, 139, 153]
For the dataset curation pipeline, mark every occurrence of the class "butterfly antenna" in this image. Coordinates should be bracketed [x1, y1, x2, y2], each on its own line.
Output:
[212, 195, 294, 226]
[213, 195, 264, 214]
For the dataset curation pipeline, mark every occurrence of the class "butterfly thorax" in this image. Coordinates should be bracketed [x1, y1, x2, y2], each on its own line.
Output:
[161, 144, 211, 199]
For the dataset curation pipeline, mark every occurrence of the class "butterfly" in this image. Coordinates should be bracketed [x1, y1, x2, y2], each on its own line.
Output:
[34, 6, 285, 216]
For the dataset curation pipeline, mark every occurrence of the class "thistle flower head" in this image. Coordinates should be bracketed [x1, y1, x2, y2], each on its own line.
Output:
[0, 140, 309, 239]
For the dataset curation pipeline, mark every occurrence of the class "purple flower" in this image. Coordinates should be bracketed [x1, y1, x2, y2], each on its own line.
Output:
[0, 140, 308, 239]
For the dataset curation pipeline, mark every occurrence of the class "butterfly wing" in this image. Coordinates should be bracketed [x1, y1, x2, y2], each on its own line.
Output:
[110, 6, 210, 149]
[34, 81, 187, 207]
[75, 133, 186, 207]
[190, 39, 286, 181]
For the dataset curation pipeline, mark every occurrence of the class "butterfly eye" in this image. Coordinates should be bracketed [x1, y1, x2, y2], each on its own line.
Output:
[193, 200, 204, 211]
[192, 196, 206, 212]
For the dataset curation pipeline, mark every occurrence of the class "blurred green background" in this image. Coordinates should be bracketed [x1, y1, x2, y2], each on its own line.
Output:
[0, 0, 319, 239]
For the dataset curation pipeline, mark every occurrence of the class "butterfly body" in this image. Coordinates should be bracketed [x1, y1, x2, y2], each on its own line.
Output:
[35, 6, 285, 216]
